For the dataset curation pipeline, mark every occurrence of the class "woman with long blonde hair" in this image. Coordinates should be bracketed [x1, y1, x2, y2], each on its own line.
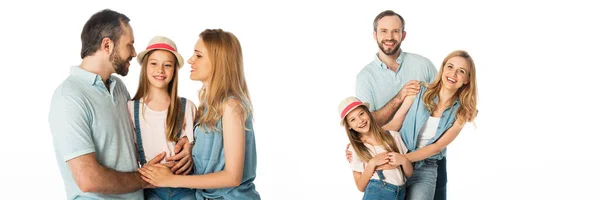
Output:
[138, 29, 260, 200]
[382, 50, 478, 200]
[340, 96, 414, 199]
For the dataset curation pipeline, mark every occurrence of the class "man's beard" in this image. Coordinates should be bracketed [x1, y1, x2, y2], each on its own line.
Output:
[378, 39, 400, 55]
[110, 48, 131, 76]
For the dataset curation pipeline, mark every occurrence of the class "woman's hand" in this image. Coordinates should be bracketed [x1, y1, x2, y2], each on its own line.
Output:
[138, 164, 176, 188]
[387, 152, 409, 168]
[368, 152, 389, 167]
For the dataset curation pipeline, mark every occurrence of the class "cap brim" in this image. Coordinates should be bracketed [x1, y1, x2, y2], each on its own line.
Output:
[339, 102, 370, 125]
[137, 48, 185, 68]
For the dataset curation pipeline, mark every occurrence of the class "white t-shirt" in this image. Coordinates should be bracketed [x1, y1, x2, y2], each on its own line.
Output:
[417, 116, 441, 149]
[349, 130, 409, 186]
[127, 98, 196, 164]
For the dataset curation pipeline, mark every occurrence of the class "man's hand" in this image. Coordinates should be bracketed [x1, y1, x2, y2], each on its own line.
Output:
[166, 137, 193, 175]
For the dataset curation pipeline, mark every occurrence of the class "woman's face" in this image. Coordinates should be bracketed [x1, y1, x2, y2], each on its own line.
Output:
[188, 37, 212, 84]
[441, 56, 470, 91]
[145, 50, 175, 90]
[345, 107, 371, 134]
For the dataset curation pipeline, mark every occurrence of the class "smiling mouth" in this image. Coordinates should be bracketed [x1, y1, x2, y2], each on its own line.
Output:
[154, 76, 166, 80]
[447, 76, 457, 83]
[358, 121, 367, 128]
[383, 40, 397, 47]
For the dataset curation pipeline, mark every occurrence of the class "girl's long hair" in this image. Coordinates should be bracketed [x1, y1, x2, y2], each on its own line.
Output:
[132, 50, 183, 142]
[195, 29, 252, 131]
[343, 106, 400, 162]
[422, 50, 478, 124]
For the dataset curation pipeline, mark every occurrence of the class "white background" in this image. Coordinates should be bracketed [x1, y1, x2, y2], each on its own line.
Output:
[1, 0, 599, 199]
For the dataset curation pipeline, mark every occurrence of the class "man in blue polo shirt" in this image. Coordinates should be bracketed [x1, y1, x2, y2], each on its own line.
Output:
[48, 9, 191, 199]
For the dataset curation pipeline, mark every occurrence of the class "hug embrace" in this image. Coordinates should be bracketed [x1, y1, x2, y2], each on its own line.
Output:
[340, 10, 478, 200]
[48, 9, 259, 200]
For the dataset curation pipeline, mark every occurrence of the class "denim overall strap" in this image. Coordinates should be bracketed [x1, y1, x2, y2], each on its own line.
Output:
[177, 97, 186, 138]
[133, 100, 147, 165]
[376, 170, 386, 181]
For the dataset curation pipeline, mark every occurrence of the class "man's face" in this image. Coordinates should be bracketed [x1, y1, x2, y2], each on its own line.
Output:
[374, 15, 405, 56]
[110, 24, 136, 76]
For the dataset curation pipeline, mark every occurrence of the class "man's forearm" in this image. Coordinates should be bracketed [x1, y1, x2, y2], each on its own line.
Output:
[87, 167, 146, 194]
[372, 97, 402, 126]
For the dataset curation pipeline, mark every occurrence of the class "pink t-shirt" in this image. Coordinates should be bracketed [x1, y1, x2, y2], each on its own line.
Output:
[127, 99, 196, 164]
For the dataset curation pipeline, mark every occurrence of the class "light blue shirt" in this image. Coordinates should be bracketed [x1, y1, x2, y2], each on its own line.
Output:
[356, 50, 437, 111]
[192, 100, 260, 200]
[400, 85, 460, 168]
[48, 66, 142, 200]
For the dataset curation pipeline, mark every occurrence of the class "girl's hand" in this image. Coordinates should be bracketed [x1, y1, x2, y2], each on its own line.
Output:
[387, 152, 408, 167]
[138, 164, 176, 188]
[369, 152, 389, 167]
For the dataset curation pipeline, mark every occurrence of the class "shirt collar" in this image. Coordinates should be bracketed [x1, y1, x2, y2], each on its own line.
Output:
[433, 96, 461, 109]
[70, 66, 112, 86]
[374, 49, 406, 70]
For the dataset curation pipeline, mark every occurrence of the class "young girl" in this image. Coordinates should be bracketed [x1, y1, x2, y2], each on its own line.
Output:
[339, 96, 414, 200]
[127, 36, 197, 200]
[383, 50, 478, 200]
[138, 29, 260, 200]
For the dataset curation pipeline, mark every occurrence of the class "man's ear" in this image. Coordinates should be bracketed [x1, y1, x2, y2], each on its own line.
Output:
[373, 31, 377, 41]
[101, 37, 113, 55]
[401, 31, 407, 42]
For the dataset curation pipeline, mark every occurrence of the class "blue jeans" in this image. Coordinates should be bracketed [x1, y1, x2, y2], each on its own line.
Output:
[144, 187, 196, 200]
[362, 179, 406, 200]
[406, 159, 438, 200]
[434, 157, 447, 200]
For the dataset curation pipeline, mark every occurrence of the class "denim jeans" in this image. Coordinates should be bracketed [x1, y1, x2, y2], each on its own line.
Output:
[406, 159, 438, 200]
[363, 179, 406, 200]
[144, 187, 196, 200]
[434, 157, 447, 200]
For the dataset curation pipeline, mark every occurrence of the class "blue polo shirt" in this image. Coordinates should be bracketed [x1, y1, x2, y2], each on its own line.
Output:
[48, 66, 142, 200]
[356, 51, 437, 111]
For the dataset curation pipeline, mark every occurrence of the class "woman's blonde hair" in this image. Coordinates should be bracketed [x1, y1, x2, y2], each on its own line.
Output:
[423, 50, 478, 124]
[196, 29, 252, 131]
[132, 50, 183, 142]
[343, 106, 400, 162]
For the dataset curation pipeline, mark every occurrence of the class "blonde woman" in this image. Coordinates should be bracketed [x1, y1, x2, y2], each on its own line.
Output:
[128, 36, 196, 200]
[381, 50, 478, 200]
[139, 29, 260, 200]
[339, 96, 414, 199]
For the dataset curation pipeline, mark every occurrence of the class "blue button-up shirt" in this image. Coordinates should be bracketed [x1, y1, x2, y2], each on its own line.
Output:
[400, 85, 460, 167]
[48, 66, 141, 200]
[356, 51, 437, 111]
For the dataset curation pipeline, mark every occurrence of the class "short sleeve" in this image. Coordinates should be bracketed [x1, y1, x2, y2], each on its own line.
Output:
[356, 73, 375, 111]
[49, 95, 95, 162]
[349, 145, 365, 172]
[182, 99, 197, 143]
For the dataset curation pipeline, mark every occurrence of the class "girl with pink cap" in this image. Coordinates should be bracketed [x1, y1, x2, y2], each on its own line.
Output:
[339, 96, 414, 199]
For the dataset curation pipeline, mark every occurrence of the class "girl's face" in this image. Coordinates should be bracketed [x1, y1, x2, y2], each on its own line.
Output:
[146, 50, 176, 90]
[345, 107, 371, 134]
[188, 38, 213, 84]
[442, 56, 470, 91]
